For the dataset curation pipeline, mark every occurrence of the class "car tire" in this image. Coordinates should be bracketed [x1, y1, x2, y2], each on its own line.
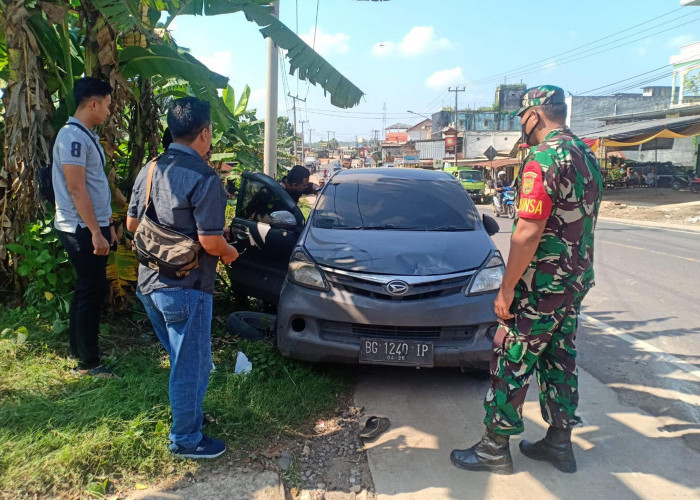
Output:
[226, 311, 276, 341]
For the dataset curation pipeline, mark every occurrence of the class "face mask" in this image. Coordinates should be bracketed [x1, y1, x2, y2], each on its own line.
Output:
[521, 111, 539, 146]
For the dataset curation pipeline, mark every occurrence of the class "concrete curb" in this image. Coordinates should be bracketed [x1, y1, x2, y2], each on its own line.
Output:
[126, 470, 284, 500]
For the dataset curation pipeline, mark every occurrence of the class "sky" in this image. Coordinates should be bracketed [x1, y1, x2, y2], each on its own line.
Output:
[168, 0, 700, 144]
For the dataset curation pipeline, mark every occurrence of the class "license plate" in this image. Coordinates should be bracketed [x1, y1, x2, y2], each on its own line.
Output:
[359, 338, 434, 367]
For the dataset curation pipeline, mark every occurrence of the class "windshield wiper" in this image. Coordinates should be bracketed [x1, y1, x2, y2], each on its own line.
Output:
[428, 225, 471, 231]
[362, 224, 426, 230]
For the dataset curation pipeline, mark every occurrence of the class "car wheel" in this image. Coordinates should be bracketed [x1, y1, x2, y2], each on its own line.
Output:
[226, 311, 276, 341]
[672, 180, 682, 191]
[507, 204, 516, 219]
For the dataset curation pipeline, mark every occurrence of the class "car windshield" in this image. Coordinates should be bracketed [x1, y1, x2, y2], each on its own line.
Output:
[458, 170, 483, 182]
[312, 177, 477, 231]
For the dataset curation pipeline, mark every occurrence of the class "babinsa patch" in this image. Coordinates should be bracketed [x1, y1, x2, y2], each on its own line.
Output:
[522, 169, 538, 195]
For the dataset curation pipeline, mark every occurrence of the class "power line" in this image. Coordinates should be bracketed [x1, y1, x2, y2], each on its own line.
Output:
[469, 7, 689, 88]
[304, 0, 321, 101]
[469, 12, 700, 91]
[417, 6, 695, 111]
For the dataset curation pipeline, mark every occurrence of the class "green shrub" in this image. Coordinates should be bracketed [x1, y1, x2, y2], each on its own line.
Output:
[5, 216, 74, 333]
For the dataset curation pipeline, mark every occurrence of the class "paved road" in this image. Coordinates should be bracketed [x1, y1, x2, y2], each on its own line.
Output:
[356, 210, 700, 499]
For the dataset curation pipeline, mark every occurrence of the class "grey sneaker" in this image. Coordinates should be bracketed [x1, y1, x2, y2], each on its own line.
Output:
[170, 435, 226, 459]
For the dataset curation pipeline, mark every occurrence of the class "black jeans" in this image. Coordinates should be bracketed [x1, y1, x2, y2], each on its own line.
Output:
[57, 225, 110, 369]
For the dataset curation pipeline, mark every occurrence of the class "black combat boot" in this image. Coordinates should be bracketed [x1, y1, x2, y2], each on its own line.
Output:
[450, 430, 513, 475]
[519, 426, 576, 473]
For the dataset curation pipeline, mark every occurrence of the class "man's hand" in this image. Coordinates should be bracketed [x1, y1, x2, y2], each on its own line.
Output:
[92, 231, 111, 256]
[110, 226, 118, 246]
[494, 287, 515, 320]
[220, 244, 239, 265]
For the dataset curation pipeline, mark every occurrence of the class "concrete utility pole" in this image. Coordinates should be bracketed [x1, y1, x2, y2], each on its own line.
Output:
[264, 1, 280, 178]
[327, 130, 335, 144]
[308, 128, 314, 146]
[288, 94, 306, 164]
[300, 120, 308, 162]
[448, 86, 466, 159]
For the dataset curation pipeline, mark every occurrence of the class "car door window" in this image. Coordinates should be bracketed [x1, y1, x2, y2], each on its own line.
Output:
[238, 178, 288, 224]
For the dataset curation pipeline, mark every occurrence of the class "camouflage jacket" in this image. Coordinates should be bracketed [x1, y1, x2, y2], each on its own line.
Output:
[515, 127, 603, 294]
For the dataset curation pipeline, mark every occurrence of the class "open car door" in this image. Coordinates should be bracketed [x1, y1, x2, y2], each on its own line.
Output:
[227, 171, 305, 305]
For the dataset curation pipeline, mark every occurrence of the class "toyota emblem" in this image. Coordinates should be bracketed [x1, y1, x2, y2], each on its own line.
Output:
[386, 280, 409, 296]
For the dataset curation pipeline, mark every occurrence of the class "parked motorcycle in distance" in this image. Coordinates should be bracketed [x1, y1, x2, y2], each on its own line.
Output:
[493, 186, 516, 219]
[690, 178, 700, 194]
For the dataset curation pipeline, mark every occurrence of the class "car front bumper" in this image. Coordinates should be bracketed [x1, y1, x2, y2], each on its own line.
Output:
[276, 280, 497, 369]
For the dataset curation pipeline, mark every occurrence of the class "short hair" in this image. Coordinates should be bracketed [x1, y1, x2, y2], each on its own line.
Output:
[162, 127, 173, 150]
[167, 97, 211, 144]
[74, 77, 112, 107]
[539, 102, 567, 122]
[288, 165, 310, 184]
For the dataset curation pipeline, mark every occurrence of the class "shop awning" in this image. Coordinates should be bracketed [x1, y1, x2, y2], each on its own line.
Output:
[580, 115, 700, 148]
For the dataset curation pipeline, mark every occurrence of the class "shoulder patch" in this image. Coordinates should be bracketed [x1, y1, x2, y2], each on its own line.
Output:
[522, 161, 539, 195]
[518, 160, 552, 220]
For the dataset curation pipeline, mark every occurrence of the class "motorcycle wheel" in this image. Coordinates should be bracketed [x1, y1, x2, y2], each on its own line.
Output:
[672, 180, 682, 191]
[507, 205, 516, 219]
[691, 183, 700, 194]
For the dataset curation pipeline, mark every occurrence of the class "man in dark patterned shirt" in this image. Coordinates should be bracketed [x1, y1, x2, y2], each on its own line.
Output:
[451, 85, 603, 475]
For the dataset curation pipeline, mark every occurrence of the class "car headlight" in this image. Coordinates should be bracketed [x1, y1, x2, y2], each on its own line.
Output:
[467, 253, 505, 295]
[288, 249, 329, 291]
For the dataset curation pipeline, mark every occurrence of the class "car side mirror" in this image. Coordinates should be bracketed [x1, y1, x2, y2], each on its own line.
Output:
[482, 214, 500, 236]
[269, 211, 299, 231]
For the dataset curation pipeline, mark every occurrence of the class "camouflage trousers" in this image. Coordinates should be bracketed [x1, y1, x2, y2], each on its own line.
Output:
[483, 286, 588, 436]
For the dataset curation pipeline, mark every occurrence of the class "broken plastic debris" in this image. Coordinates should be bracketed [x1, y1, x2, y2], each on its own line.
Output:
[234, 352, 252, 374]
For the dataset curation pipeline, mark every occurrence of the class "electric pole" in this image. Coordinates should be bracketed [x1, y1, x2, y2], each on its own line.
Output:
[263, 1, 280, 178]
[448, 86, 466, 160]
[288, 94, 306, 164]
[326, 130, 335, 144]
[382, 102, 386, 142]
[308, 128, 314, 147]
[300, 120, 308, 162]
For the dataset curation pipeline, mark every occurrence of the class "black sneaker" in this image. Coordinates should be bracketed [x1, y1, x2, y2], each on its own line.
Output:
[170, 435, 226, 459]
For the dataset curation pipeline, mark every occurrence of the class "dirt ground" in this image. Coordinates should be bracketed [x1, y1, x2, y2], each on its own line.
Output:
[599, 187, 700, 226]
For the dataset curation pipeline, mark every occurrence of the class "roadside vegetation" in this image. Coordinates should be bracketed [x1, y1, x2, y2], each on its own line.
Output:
[0, 3, 364, 497]
[0, 303, 354, 498]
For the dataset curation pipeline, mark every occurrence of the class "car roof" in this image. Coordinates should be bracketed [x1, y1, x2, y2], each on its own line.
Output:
[332, 167, 454, 183]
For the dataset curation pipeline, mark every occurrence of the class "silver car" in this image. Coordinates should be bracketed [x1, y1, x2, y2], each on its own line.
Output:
[228, 168, 503, 370]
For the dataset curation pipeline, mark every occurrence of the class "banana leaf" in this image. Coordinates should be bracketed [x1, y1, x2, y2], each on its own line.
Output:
[120, 44, 228, 88]
[168, 0, 364, 108]
[89, 0, 145, 34]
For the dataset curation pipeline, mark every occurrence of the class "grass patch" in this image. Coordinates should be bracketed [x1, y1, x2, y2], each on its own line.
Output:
[0, 308, 354, 498]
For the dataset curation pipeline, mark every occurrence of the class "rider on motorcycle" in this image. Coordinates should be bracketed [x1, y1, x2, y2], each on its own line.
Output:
[494, 171, 507, 209]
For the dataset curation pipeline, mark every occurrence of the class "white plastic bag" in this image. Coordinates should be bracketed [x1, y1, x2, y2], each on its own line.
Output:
[234, 351, 252, 374]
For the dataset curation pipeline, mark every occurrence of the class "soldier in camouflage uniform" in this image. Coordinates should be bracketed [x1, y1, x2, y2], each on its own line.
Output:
[450, 85, 603, 475]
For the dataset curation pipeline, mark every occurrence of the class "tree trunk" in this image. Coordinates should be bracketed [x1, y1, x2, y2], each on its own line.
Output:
[0, 1, 53, 285]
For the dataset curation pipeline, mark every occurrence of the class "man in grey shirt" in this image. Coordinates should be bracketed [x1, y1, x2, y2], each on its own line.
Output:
[53, 77, 117, 378]
[126, 97, 238, 459]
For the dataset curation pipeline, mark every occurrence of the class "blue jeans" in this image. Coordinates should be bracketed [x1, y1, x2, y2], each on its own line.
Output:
[137, 288, 213, 449]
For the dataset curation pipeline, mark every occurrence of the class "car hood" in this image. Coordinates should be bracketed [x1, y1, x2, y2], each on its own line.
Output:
[303, 228, 494, 275]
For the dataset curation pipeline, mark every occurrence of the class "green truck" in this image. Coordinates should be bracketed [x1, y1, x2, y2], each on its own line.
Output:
[443, 165, 487, 204]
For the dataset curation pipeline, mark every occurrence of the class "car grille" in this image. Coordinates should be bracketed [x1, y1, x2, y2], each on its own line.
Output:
[320, 321, 477, 342]
[321, 267, 473, 301]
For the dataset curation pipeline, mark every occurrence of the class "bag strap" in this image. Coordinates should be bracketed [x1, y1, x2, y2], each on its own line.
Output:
[66, 121, 105, 167]
[144, 159, 157, 210]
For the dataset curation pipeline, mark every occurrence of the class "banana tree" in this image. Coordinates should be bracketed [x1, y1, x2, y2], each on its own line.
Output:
[97, 0, 365, 109]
